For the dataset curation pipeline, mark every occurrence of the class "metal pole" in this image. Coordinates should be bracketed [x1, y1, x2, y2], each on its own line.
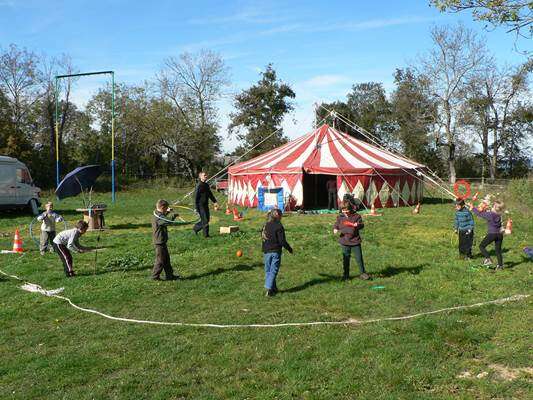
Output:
[54, 77, 60, 188]
[111, 72, 115, 203]
[55, 70, 116, 201]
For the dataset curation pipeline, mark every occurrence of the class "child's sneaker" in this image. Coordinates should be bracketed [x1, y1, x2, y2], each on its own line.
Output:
[482, 258, 493, 266]
[359, 273, 371, 280]
[265, 289, 276, 297]
[495, 265, 504, 271]
[40, 251, 45, 256]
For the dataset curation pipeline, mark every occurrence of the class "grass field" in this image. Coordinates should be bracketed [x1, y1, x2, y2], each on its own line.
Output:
[1, 187, 531, 399]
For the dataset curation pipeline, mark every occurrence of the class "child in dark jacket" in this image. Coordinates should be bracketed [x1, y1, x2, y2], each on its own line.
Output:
[152, 199, 180, 281]
[471, 200, 505, 270]
[261, 208, 293, 297]
[454, 199, 475, 259]
[333, 200, 369, 280]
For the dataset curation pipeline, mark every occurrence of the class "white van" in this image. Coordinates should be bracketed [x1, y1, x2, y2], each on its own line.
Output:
[0, 156, 41, 215]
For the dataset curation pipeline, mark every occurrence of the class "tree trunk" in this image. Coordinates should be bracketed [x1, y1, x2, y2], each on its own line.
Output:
[489, 129, 497, 181]
[480, 128, 488, 183]
[448, 144, 456, 184]
[444, 101, 456, 183]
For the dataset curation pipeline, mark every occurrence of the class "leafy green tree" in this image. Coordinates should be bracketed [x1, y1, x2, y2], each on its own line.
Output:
[500, 103, 532, 177]
[229, 64, 295, 158]
[430, 1, 532, 40]
[390, 69, 443, 172]
[316, 83, 393, 144]
[346, 82, 394, 144]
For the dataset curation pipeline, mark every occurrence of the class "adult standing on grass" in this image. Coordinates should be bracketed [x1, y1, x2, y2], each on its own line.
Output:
[326, 178, 338, 210]
[261, 208, 293, 297]
[333, 200, 370, 280]
[193, 171, 218, 238]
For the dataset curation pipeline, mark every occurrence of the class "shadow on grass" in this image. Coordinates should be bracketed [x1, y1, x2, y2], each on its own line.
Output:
[78, 263, 149, 276]
[280, 273, 341, 293]
[422, 197, 454, 205]
[182, 262, 263, 281]
[110, 223, 151, 230]
[504, 258, 529, 269]
[374, 263, 428, 278]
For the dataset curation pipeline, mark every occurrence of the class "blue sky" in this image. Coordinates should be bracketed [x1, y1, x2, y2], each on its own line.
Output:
[1, 0, 528, 151]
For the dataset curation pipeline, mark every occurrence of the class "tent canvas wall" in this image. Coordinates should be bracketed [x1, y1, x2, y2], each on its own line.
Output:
[228, 124, 426, 210]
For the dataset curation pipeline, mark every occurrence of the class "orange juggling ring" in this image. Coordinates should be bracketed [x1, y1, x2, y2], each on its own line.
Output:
[453, 179, 471, 200]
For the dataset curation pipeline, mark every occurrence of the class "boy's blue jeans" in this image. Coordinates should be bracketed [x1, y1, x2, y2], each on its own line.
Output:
[264, 252, 281, 290]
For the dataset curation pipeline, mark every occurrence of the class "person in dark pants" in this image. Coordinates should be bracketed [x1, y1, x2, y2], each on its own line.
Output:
[37, 201, 64, 255]
[472, 200, 505, 270]
[193, 171, 218, 238]
[261, 208, 293, 297]
[152, 199, 179, 281]
[326, 178, 338, 210]
[333, 200, 369, 280]
[453, 198, 475, 259]
[52, 220, 90, 277]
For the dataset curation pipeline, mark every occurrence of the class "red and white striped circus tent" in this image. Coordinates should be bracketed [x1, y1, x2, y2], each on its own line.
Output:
[228, 124, 426, 210]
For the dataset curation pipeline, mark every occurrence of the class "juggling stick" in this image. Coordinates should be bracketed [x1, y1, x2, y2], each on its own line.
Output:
[342, 221, 358, 228]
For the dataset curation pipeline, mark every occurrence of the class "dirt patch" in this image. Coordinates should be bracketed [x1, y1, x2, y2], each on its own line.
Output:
[489, 364, 533, 381]
[457, 364, 533, 382]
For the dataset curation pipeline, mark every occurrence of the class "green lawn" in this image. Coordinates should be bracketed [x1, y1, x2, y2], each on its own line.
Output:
[1, 187, 531, 399]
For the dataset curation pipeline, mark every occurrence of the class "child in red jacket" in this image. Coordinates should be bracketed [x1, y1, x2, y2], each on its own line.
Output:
[333, 200, 370, 280]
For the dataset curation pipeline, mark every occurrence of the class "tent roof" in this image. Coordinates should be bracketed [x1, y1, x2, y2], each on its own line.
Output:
[229, 124, 425, 176]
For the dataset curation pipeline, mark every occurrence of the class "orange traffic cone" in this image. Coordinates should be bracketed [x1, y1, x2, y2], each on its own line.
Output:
[504, 218, 512, 235]
[368, 203, 381, 216]
[233, 207, 243, 221]
[412, 203, 421, 214]
[225, 204, 232, 215]
[12, 229, 24, 253]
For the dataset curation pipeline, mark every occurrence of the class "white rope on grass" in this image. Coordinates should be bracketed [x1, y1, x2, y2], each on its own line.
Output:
[1, 268, 528, 329]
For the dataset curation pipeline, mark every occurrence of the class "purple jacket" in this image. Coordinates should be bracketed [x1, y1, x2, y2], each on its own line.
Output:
[333, 212, 364, 246]
[472, 207, 502, 234]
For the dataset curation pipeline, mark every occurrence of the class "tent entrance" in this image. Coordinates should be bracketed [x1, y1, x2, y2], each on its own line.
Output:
[303, 173, 335, 209]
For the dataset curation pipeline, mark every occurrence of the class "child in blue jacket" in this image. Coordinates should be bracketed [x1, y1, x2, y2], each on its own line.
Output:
[454, 199, 474, 259]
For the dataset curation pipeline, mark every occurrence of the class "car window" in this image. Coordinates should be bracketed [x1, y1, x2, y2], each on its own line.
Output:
[16, 168, 32, 184]
[0, 166, 14, 184]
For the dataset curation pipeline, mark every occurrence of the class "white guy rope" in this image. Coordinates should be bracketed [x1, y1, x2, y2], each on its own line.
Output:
[1, 268, 528, 329]
[322, 106, 456, 199]
[175, 110, 335, 205]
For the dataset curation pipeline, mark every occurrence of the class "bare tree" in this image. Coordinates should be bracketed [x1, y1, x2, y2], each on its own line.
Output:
[485, 61, 531, 179]
[156, 50, 229, 176]
[460, 58, 531, 180]
[0, 44, 42, 133]
[39, 54, 77, 162]
[418, 24, 489, 182]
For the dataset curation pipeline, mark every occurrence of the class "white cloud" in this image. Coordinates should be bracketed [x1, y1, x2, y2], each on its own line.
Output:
[302, 74, 350, 88]
[260, 15, 436, 36]
[186, 3, 295, 26]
